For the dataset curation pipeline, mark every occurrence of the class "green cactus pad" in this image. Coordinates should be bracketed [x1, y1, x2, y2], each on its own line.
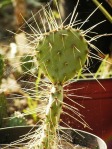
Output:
[37, 28, 88, 84]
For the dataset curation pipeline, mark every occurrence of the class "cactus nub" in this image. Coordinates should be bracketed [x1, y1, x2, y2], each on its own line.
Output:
[37, 28, 88, 85]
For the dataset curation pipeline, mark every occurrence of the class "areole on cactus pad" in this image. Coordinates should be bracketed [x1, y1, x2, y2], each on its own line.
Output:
[37, 27, 88, 85]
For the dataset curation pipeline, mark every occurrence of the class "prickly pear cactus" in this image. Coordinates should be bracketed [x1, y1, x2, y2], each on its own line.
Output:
[0, 54, 4, 84]
[37, 28, 88, 84]
[36, 27, 88, 149]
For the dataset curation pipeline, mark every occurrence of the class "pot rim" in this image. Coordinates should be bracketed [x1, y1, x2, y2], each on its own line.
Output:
[0, 126, 107, 149]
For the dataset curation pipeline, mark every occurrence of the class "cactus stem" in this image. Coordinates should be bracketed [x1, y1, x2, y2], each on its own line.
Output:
[38, 84, 63, 149]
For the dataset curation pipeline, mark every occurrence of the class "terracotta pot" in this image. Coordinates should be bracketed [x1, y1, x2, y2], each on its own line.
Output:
[61, 78, 112, 149]
[0, 126, 107, 149]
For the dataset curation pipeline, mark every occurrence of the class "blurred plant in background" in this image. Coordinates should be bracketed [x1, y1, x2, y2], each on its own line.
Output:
[0, 55, 8, 127]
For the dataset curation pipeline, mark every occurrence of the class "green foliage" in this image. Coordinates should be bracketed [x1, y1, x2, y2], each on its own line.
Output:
[0, 54, 4, 84]
[95, 54, 112, 78]
[23, 96, 38, 122]
[0, 92, 7, 127]
[8, 112, 27, 127]
[0, 56, 6, 127]
[0, 0, 12, 8]
[92, 0, 112, 23]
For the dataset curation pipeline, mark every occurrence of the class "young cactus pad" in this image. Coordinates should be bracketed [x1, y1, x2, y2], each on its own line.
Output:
[37, 27, 88, 85]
